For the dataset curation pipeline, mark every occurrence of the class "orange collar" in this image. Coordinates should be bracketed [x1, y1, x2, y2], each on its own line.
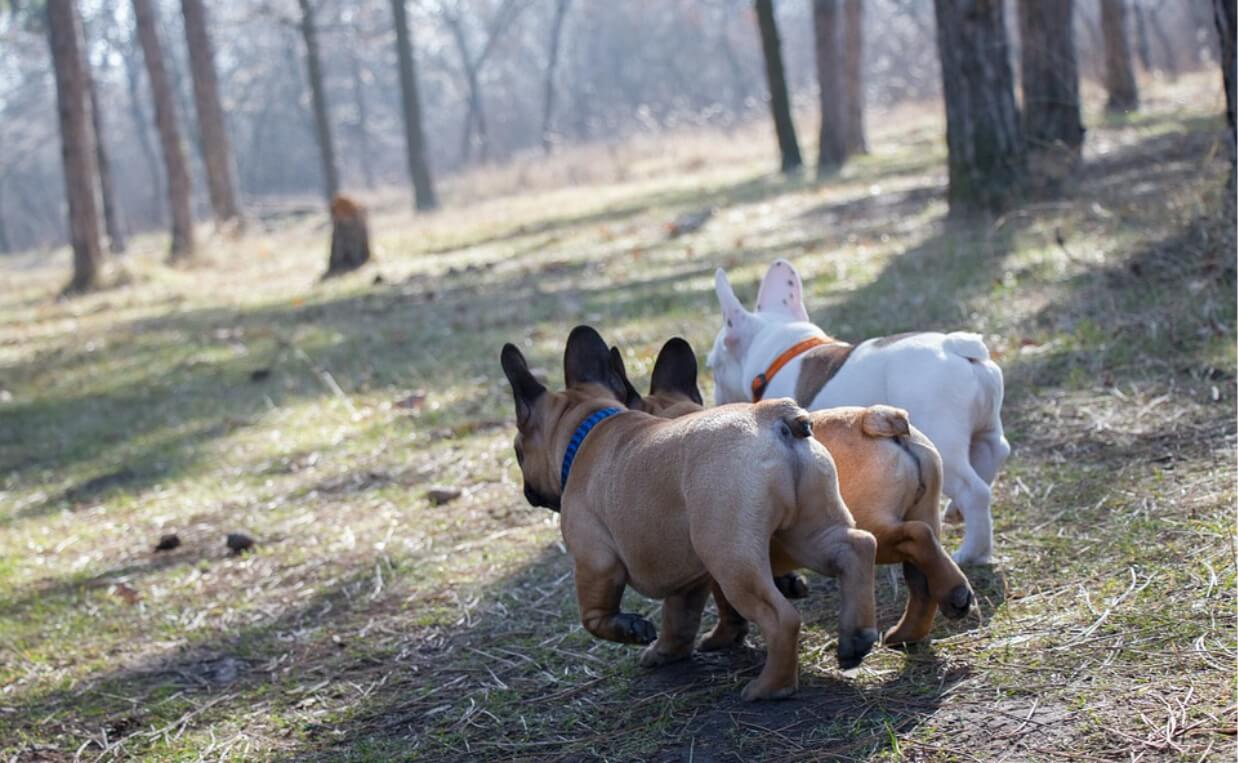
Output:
[750, 336, 830, 402]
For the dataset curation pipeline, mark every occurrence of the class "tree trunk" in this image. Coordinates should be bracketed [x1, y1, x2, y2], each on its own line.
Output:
[541, 0, 571, 154]
[754, 0, 802, 173]
[1145, 9, 1178, 80]
[123, 33, 164, 225]
[842, 0, 866, 154]
[133, 0, 194, 262]
[1215, 0, 1236, 180]
[348, 50, 375, 190]
[1018, 0, 1084, 190]
[447, 16, 489, 166]
[46, 0, 104, 293]
[297, 0, 340, 201]
[813, 0, 847, 173]
[324, 195, 370, 278]
[932, 0, 1026, 216]
[391, 0, 438, 210]
[180, 0, 240, 225]
[1100, 0, 1139, 113]
[1131, 1, 1152, 71]
[87, 65, 127, 253]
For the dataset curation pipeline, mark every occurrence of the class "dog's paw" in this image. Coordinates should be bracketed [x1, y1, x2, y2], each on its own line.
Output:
[940, 583, 974, 619]
[774, 572, 810, 600]
[639, 643, 691, 668]
[836, 628, 879, 670]
[741, 679, 797, 702]
[698, 625, 748, 652]
[614, 613, 657, 645]
[951, 549, 993, 566]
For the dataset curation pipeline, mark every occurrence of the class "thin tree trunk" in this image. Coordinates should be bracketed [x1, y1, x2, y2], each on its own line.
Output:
[0, 181, 10, 254]
[47, 0, 104, 292]
[541, 0, 570, 155]
[813, 0, 847, 173]
[297, 0, 340, 201]
[842, 0, 866, 154]
[932, 0, 1026, 216]
[181, 0, 240, 225]
[1100, 0, 1139, 113]
[1146, 8, 1178, 80]
[1132, 1, 1152, 71]
[1215, 0, 1236, 180]
[348, 50, 375, 190]
[133, 0, 194, 261]
[754, 0, 802, 173]
[391, 0, 438, 210]
[123, 34, 164, 226]
[87, 65, 127, 253]
[447, 17, 489, 166]
[1018, 0, 1084, 189]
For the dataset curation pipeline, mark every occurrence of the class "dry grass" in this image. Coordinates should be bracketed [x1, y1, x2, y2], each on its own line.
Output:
[0, 72, 1234, 761]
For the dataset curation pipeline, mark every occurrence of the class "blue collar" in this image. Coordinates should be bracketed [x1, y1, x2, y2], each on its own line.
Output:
[560, 407, 622, 490]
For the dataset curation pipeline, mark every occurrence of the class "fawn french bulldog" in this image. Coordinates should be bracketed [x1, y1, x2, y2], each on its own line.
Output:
[501, 326, 879, 700]
[708, 259, 1010, 565]
[613, 337, 974, 645]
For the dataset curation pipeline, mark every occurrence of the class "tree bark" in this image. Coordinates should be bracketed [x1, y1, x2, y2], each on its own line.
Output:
[446, 15, 489, 165]
[754, 0, 802, 173]
[541, 0, 571, 155]
[1215, 0, 1236, 180]
[133, 0, 194, 262]
[813, 0, 847, 172]
[180, 0, 241, 225]
[123, 32, 164, 225]
[391, 0, 438, 210]
[348, 49, 375, 190]
[1017, 0, 1084, 189]
[297, 0, 340, 201]
[932, 0, 1026, 216]
[46, 0, 104, 293]
[1100, 0, 1139, 113]
[1131, 1, 1152, 71]
[842, 0, 866, 154]
[324, 195, 371, 278]
[87, 64, 127, 253]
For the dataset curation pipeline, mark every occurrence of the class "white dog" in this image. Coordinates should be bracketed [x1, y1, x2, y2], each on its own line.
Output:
[707, 259, 1009, 564]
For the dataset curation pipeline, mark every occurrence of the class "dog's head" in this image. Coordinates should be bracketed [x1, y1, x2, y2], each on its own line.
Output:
[500, 326, 628, 511]
[707, 259, 812, 404]
[610, 337, 705, 418]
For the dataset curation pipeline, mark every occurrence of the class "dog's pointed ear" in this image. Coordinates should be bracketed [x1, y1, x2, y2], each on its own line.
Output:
[715, 268, 755, 350]
[755, 259, 809, 321]
[500, 343, 546, 428]
[651, 337, 703, 405]
[564, 325, 627, 402]
[609, 346, 643, 408]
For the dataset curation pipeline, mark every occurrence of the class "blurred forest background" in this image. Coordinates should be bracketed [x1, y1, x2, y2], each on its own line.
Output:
[0, 0, 1232, 273]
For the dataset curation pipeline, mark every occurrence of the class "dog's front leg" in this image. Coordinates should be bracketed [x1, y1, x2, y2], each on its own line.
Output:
[640, 580, 710, 667]
[573, 555, 657, 645]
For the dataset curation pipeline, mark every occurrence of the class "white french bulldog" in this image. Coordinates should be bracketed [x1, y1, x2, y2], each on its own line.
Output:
[707, 259, 1010, 565]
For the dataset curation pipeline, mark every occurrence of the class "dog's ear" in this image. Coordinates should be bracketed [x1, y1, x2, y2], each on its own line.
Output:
[500, 344, 546, 428]
[755, 259, 809, 321]
[651, 337, 703, 405]
[714, 268, 756, 351]
[609, 346, 643, 408]
[564, 325, 627, 402]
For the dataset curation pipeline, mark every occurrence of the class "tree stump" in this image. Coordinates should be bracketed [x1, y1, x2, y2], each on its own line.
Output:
[323, 194, 371, 278]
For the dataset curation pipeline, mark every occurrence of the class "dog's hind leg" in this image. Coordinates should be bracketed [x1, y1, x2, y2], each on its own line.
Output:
[870, 521, 972, 645]
[969, 429, 1011, 486]
[641, 580, 710, 667]
[776, 525, 879, 670]
[706, 555, 802, 701]
[943, 464, 994, 565]
[699, 580, 750, 651]
[573, 553, 657, 646]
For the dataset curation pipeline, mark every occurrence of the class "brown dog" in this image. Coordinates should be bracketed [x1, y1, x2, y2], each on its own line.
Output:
[501, 326, 879, 700]
[615, 337, 974, 645]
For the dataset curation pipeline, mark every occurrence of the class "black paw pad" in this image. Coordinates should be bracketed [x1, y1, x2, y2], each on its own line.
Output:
[774, 573, 810, 599]
[616, 614, 657, 645]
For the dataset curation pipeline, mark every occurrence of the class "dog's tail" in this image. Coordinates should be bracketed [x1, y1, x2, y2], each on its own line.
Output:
[943, 331, 990, 362]
[858, 406, 944, 533]
[758, 399, 853, 528]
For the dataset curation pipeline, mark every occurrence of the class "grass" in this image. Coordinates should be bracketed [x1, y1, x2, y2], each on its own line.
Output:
[0, 72, 1234, 761]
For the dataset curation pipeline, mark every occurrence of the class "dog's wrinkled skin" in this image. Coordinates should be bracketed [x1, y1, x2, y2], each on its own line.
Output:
[707, 259, 1010, 565]
[501, 326, 879, 700]
[623, 337, 974, 645]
